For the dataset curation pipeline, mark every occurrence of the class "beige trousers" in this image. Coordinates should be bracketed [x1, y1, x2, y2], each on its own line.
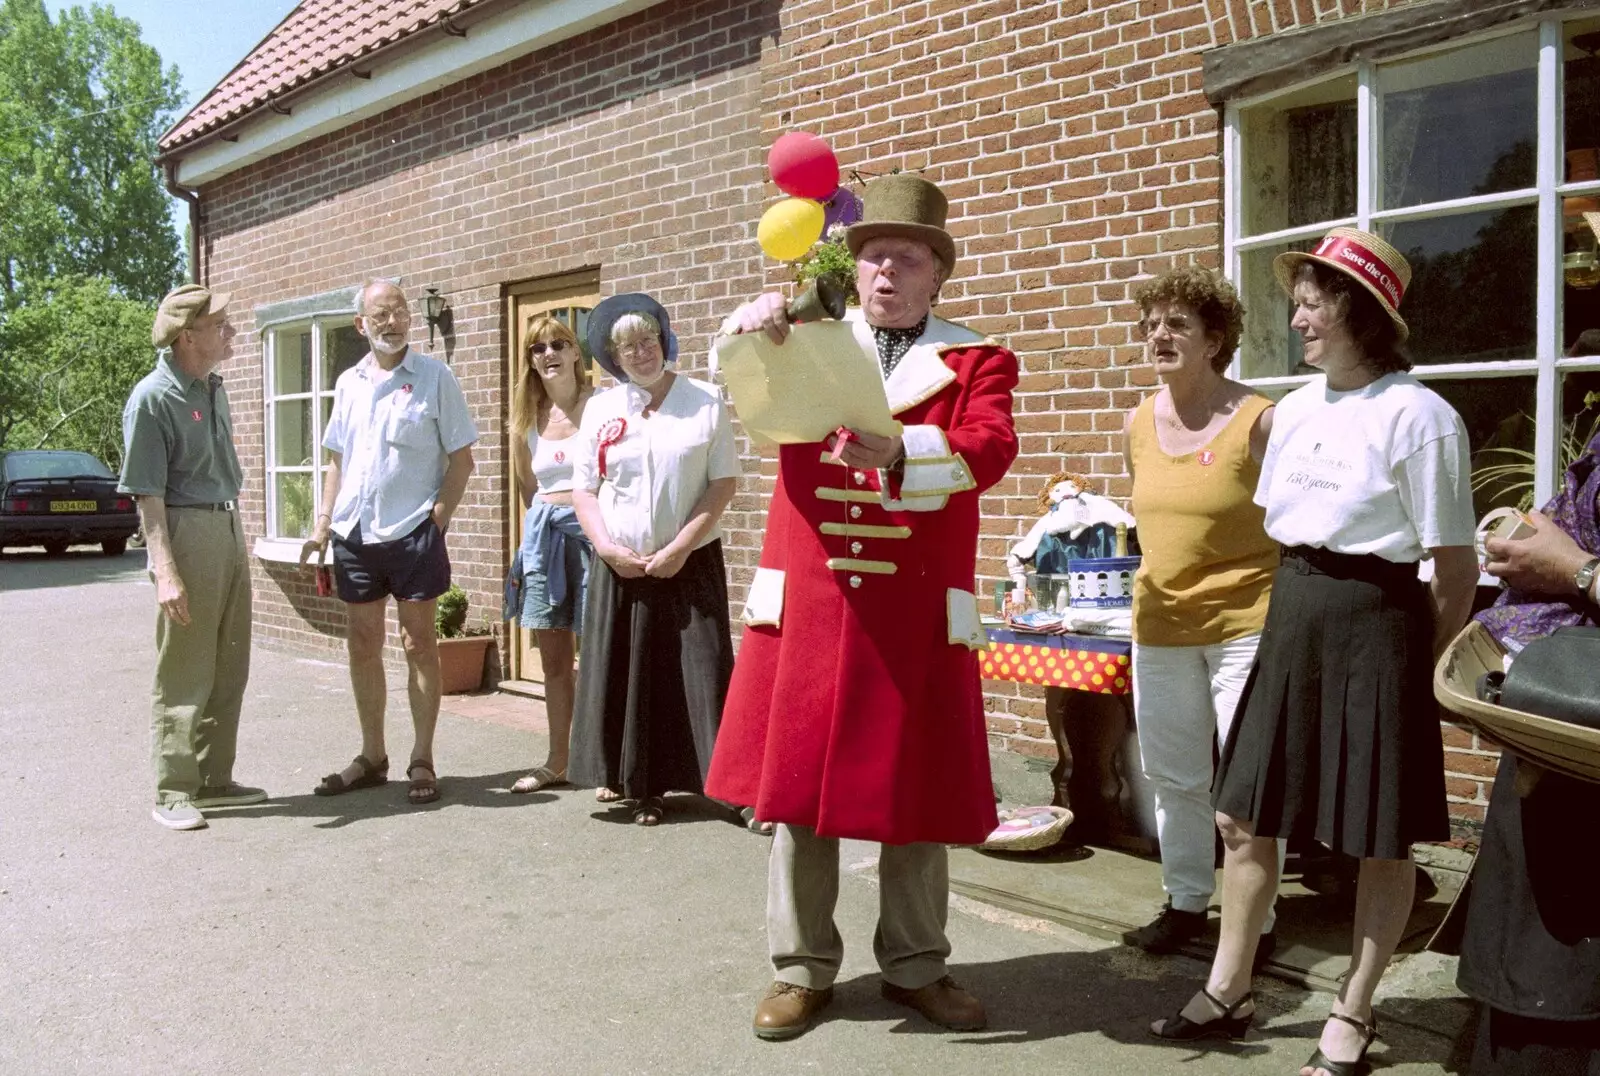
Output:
[151, 507, 251, 805]
[767, 823, 951, 991]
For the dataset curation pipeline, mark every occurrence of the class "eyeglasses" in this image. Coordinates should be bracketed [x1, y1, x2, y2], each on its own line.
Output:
[530, 340, 571, 356]
[1137, 313, 1200, 337]
[363, 308, 410, 326]
[614, 339, 661, 360]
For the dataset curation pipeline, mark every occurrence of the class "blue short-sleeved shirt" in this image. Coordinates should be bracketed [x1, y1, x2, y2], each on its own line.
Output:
[323, 348, 478, 544]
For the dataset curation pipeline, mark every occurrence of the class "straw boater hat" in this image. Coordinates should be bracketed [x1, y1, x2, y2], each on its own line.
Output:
[844, 173, 957, 273]
[1273, 226, 1411, 342]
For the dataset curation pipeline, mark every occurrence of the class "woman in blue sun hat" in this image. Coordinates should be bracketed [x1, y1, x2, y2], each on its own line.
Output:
[566, 293, 741, 827]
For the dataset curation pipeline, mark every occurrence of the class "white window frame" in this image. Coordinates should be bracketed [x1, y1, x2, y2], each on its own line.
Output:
[1223, 14, 1600, 507]
[257, 316, 356, 559]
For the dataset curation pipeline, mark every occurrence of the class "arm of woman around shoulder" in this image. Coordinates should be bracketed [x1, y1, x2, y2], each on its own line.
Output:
[1249, 402, 1275, 464]
[646, 392, 740, 579]
[1121, 407, 1137, 478]
[1428, 544, 1481, 658]
[512, 434, 536, 511]
[1484, 510, 1596, 598]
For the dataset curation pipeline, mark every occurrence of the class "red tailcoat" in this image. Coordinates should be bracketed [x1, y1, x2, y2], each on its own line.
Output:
[706, 314, 1019, 846]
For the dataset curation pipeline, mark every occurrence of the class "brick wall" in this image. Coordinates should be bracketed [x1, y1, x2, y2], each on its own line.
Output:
[199, 0, 781, 665]
[760, 0, 1491, 830]
[191, 0, 1494, 831]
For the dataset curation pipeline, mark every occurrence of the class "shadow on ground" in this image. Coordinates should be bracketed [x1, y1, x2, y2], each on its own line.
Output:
[815, 951, 1474, 1070]
[0, 547, 145, 591]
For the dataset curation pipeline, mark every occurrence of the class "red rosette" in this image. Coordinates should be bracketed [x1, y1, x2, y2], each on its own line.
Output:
[597, 417, 627, 479]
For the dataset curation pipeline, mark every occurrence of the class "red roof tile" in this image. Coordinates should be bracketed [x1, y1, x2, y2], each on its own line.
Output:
[159, 0, 494, 153]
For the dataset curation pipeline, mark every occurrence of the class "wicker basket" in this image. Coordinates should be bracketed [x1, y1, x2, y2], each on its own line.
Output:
[1433, 621, 1600, 784]
[978, 805, 1074, 852]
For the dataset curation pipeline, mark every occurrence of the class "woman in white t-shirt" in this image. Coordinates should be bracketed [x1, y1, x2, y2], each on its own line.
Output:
[567, 294, 739, 827]
[1151, 229, 1481, 1076]
[507, 315, 593, 795]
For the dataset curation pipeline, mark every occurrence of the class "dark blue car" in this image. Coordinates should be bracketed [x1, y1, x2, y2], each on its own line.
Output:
[0, 450, 140, 556]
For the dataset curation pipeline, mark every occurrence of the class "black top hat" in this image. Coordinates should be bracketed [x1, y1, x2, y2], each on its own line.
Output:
[586, 293, 679, 382]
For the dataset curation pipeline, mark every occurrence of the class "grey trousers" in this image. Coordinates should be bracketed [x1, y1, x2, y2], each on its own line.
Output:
[768, 823, 951, 991]
[151, 507, 251, 805]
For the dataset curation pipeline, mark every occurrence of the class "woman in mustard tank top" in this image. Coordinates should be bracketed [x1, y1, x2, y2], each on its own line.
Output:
[1120, 267, 1285, 962]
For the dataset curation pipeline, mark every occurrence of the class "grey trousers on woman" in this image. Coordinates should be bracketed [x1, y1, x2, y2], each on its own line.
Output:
[768, 823, 951, 990]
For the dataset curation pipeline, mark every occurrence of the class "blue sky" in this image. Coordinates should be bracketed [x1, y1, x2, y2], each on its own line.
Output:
[45, 0, 302, 238]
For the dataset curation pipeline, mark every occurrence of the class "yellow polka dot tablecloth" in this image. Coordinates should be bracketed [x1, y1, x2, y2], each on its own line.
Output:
[980, 628, 1132, 695]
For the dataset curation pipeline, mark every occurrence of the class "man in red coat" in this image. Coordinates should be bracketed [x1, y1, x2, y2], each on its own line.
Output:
[705, 174, 1019, 1041]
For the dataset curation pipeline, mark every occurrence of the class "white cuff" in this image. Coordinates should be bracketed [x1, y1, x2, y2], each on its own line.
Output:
[880, 425, 975, 512]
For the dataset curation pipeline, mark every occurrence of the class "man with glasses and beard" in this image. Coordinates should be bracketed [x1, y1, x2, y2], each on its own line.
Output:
[300, 280, 477, 806]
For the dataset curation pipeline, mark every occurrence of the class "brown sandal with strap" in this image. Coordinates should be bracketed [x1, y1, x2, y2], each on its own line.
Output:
[407, 759, 440, 805]
[314, 755, 388, 796]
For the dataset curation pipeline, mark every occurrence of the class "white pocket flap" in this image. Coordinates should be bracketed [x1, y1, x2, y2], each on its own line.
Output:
[946, 587, 987, 650]
[743, 567, 786, 627]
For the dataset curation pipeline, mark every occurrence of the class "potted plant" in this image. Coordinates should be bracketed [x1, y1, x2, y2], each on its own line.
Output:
[435, 583, 493, 693]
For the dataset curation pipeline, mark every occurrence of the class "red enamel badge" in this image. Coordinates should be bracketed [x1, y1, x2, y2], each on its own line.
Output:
[597, 418, 627, 479]
[554, 450, 566, 464]
[191, 410, 203, 421]
[1197, 450, 1215, 466]
[402, 383, 413, 393]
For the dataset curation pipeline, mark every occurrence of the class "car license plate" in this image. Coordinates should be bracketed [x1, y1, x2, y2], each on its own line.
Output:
[51, 500, 97, 512]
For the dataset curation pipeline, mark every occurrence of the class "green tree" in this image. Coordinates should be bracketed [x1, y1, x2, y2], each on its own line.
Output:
[0, 276, 154, 467]
[0, 0, 182, 455]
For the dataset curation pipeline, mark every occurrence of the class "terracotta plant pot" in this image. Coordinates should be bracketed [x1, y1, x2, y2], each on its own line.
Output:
[438, 635, 492, 694]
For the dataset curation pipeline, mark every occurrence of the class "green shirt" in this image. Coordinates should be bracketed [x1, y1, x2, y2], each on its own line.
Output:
[118, 352, 244, 505]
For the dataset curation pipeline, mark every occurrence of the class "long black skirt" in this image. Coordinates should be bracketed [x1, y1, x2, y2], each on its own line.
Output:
[1213, 546, 1449, 860]
[568, 540, 733, 800]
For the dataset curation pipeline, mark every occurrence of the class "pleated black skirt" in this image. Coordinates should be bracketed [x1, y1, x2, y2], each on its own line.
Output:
[568, 540, 734, 800]
[1213, 545, 1449, 860]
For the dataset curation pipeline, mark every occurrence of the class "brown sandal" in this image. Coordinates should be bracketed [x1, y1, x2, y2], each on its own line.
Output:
[407, 759, 440, 805]
[314, 755, 388, 796]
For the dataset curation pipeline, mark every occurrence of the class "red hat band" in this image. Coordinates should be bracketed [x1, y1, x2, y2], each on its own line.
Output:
[1314, 234, 1404, 310]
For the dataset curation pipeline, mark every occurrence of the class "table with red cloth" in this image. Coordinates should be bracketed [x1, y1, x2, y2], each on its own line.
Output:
[981, 625, 1150, 850]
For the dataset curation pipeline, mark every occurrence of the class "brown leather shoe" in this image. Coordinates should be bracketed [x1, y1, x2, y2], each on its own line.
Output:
[881, 975, 988, 1031]
[753, 981, 834, 1041]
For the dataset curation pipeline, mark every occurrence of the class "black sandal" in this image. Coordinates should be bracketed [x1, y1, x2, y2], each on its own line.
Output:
[632, 796, 664, 826]
[1150, 987, 1255, 1041]
[1303, 1012, 1379, 1076]
[407, 759, 440, 805]
[314, 754, 388, 796]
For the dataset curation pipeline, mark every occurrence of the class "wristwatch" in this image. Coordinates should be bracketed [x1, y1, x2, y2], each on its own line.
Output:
[1575, 556, 1600, 599]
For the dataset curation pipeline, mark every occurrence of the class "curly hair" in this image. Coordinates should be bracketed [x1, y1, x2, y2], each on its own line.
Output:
[1131, 266, 1245, 373]
[1037, 471, 1095, 512]
[510, 315, 583, 437]
[1290, 261, 1410, 375]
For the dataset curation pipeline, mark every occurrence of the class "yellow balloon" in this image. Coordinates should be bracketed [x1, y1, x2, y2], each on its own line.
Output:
[758, 197, 826, 261]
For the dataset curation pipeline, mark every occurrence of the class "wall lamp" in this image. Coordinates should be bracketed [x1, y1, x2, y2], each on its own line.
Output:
[423, 287, 452, 346]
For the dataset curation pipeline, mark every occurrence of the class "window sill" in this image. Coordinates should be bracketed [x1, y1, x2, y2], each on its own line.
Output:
[254, 537, 313, 564]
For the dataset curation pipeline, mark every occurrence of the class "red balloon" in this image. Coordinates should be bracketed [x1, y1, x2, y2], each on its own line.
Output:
[768, 132, 840, 200]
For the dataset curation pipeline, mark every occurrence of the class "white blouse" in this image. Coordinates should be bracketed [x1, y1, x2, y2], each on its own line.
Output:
[572, 375, 739, 556]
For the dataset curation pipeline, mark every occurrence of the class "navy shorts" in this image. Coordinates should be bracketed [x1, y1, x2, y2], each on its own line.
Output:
[332, 518, 451, 604]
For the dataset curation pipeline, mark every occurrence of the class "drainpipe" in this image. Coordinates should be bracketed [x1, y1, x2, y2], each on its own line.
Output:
[162, 158, 202, 284]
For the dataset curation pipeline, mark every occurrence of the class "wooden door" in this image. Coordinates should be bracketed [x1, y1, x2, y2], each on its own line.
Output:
[506, 270, 602, 684]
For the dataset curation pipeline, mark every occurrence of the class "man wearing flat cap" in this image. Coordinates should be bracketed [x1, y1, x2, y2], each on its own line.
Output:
[120, 283, 264, 831]
[706, 173, 1020, 1040]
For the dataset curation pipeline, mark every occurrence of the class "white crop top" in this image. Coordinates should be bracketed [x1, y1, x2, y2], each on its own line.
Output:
[527, 428, 578, 494]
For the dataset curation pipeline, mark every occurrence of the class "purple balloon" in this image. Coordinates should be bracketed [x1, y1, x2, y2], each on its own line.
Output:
[822, 187, 862, 230]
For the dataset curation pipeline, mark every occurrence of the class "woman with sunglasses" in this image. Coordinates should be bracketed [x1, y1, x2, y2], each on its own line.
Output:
[507, 315, 593, 794]
[1120, 266, 1285, 963]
